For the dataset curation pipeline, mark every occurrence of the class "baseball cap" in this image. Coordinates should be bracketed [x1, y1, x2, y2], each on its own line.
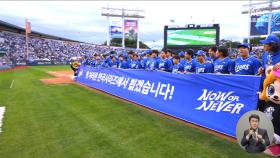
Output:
[145, 49, 152, 55]
[260, 34, 280, 44]
[237, 43, 250, 49]
[178, 51, 185, 57]
[196, 50, 206, 56]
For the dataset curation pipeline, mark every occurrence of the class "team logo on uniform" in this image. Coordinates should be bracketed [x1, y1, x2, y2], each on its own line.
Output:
[235, 64, 249, 72]
[214, 65, 223, 72]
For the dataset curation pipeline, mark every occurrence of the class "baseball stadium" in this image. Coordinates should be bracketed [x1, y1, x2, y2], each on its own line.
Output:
[1, 1, 280, 158]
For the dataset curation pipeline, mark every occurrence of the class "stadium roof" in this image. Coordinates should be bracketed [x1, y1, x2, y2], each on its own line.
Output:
[0, 20, 80, 43]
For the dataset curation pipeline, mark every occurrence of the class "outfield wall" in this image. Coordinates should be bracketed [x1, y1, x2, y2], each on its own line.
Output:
[76, 65, 261, 137]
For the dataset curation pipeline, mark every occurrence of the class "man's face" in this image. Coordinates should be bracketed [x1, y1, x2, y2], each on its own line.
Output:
[133, 55, 138, 60]
[208, 49, 216, 58]
[239, 47, 249, 58]
[197, 55, 204, 63]
[166, 52, 171, 58]
[264, 44, 272, 52]
[250, 118, 259, 130]
[112, 57, 116, 62]
[160, 52, 166, 58]
[151, 53, 157, 58]
[216, 50, 221, 58]
[185, 53, 191, 59]
[173, 59, 179, 64]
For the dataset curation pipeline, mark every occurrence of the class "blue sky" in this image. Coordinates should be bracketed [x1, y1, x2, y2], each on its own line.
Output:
[0, 1, 252, 48]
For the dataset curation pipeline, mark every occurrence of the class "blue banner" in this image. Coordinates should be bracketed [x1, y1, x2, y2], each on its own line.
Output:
[76, 65, 261, 137]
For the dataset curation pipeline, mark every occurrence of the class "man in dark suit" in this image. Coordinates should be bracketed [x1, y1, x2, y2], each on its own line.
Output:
[241, 114, 270, 153]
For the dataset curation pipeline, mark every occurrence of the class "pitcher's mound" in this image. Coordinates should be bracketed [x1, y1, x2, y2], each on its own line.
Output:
[41, 71, 74, 84]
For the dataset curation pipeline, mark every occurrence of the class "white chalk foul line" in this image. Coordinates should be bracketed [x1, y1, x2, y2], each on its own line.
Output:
[0, 106, 6, 133]
[10, 79, 14, 89]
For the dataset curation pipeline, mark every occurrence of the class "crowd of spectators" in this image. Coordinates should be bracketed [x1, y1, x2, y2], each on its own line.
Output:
[0, 30, 274, 76]
[0, 31, 142, 65]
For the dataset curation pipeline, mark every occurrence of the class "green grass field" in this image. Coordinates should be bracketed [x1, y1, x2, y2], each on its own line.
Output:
[0, 66, 271, 158]
[167, 29, 216, 46]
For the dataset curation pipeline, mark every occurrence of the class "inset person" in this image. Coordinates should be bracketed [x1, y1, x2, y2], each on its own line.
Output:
[241, 114, 270, 153]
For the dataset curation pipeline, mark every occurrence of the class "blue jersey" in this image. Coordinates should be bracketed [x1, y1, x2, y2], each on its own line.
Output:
[213, 57, 234, 74]
[90, 59, 96, 67]
[82, 59, 91, 66]
[180, 59, 187, 66]
[171, 63, 184, 74]
[107, 59, 119, 68]
[184, 59, 196, 73]
[118, 60, 130, 69]
[94, 60, 104, 69]
[262, 51, 271, 69]
[195, 62, 214, 74]
[233, 56, 261, 75]
[167, 57, 173, 65]
[260, 51, 271, 88]
[101, 61, 110, 68]
[105, 56, 111, 63]
[146, 58, 159, 70]
[130, 60, 142, 69]
[158, 58, 173, 72]
[142, 57, 150, 69]
[272, 49, 280, 65]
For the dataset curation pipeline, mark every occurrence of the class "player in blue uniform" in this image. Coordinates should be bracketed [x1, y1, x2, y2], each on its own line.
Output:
[166, 49, 174, 65]
[261, 34, 280, 65]
[146, 50, 159, 71]
[258, 34, 280, 89]
[171, 55, 184, 74]
[127, 50, 134, 62]
[232, 43, 261, 75]
[213, 46, 234, 74]
[130, 54, 142, 69]
[107, 55, 119, 68]
[139, 52, 146, 69]
[195, 50, 214, 73]
[158, 51, 173, 72]
[81, 55, 91, 66]
[258, 35, 280, 111]
[142, 50, 152, 70]
[183, 49, 196, 73]
[261, 51, 271, 70]
[206, 46, 218, 63]
[118, 54, 130, 69]
[93, 56, 105, 69]
[144, 51, 152, 70]
[258, 34, 280, 76]
[178, 51, 186, 66]
[89, 54, 98, 67]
